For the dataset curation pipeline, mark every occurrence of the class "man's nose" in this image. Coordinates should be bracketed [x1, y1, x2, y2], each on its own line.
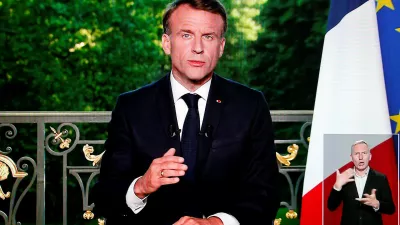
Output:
[192, 37, 204, 54]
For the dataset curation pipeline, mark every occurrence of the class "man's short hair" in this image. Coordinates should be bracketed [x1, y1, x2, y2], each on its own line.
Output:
[162, 0, 228, 36]
[351, 140, 369, 153]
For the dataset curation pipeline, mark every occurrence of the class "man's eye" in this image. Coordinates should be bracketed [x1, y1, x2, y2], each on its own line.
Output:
[182, 33, 191, 38]
[204, 35, 213, 40]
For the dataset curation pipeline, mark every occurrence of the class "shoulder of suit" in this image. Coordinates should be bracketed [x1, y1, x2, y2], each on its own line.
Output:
[215, 74, 264, 99]
[117, 75, 167, 101]
[369, 168, 387, 179]
[116, 74, 266, 103]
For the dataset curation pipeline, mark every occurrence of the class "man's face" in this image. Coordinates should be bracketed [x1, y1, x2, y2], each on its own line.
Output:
[351, 143, 371, 171]
[162, 4, 225, 87]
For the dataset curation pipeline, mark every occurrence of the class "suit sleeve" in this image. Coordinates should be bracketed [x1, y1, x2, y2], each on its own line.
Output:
[227, 92, 281, 224]
[327, 187, 342, 211]
[376, 175, 395, 214]
[93, 95, 136, 218]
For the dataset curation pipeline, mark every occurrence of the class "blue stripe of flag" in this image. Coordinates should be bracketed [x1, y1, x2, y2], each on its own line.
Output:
[327, 0, 368, 31]
[376, 0, 400, 168]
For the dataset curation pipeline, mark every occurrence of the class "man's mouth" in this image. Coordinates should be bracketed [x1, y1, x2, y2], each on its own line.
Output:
[188, 60, 205, 67]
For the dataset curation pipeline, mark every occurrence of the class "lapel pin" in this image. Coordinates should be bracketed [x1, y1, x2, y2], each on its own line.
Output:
[216, 99, 222, 103]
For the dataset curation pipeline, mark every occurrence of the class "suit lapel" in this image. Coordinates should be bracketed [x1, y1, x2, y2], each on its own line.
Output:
[156, 74, 182, 156]
[196, 74, 225, 179]
[362, 169, 374, 197]
[348, 181, 360, 199]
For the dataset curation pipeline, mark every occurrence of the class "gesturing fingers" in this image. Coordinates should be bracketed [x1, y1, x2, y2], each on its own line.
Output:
[153, 155, 184, 164]
[356, 197, 369, 203]
[164, 148, 176, 156]
[161, 168, 186, 178]
[140, 148, 188, 195]
[159, 177, 180, 185]
[344, 168, 354, 178]
[173, 216, 192, 225]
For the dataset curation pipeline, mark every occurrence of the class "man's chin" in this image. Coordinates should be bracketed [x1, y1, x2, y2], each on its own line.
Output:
[188, 73, 213, 83]
[356, 165, 366, 171]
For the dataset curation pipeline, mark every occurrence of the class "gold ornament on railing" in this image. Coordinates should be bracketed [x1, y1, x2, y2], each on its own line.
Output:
[98, 218, 105, 225]
[0, 161, 10, 181]
[83, 144, 105, 166]
[276, 144, 299, 166]
[0, 186, 10, 200]
[50, 126, 71, 149]
[286, 209, 298, 219]
[83, 210, 94, 219]
[0, 162, 11, 200]
[0, 154, 28, 200]
[274, 218, 282, 225]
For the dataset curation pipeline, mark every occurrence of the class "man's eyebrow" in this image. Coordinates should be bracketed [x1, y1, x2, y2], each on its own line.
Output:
[179, 29, 194, 34]
[203, 32, 218, 36]
[178, 29, 219, 36]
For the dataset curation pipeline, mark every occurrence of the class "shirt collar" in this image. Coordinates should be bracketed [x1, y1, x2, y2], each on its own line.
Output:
[170, 71, 211, 103]
[354, 166, 370, 178]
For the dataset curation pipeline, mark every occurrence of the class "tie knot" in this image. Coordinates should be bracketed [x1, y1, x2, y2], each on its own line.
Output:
[181, 93, 200, 109]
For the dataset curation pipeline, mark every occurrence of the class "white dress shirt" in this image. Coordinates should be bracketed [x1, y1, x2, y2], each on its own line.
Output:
[125, 73, 240, 225]
[354, 167, 369, 199]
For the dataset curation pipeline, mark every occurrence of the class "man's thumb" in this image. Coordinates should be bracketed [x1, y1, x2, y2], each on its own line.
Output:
[164, 148, 176, 156]
[371, 188, 377, 195]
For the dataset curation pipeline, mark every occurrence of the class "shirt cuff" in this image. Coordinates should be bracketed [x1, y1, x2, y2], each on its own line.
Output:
[126, 176, 148, 214]
[333, 185, 341, 191]
[373, 201, 380, 212]
[208, 212, 239, 225]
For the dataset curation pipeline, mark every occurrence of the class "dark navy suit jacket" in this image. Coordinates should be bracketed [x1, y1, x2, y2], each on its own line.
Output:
[93, 74, 280, 225]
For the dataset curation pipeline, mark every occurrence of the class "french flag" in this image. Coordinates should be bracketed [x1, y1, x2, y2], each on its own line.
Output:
[300, 0, 399, 224]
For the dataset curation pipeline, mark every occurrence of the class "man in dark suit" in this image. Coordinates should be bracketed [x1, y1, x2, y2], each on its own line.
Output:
[327, 140, 395, 225]
[93, 0, 280, 224]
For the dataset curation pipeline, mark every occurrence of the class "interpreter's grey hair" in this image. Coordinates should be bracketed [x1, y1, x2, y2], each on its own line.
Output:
[351, 140, 369, 153]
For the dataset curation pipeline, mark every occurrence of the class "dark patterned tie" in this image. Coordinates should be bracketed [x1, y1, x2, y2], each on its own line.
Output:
[181, 93, 201, 182]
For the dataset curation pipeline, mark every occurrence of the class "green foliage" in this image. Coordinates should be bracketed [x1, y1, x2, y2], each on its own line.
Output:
[249, 0, 329, 110]
[0, 0, 169, 111]
[217, 0, 267, 84]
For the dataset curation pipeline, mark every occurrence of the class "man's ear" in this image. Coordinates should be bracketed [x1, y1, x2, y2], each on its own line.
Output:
[219, 37, 226, 58]
[162, 34, 171, 55]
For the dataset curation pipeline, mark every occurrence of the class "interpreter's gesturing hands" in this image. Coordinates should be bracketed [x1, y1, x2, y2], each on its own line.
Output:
[134, 148, 187, 198]
[356, 189, 380, 209]
[334, 168, 355, 190]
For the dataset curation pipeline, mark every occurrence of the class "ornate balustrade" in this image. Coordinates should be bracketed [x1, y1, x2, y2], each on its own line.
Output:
[0, 111, 312, 225]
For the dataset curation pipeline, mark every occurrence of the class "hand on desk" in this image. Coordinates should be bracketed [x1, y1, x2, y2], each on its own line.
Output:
[173, 216, 223, 225]
[134, 148, 188, 198]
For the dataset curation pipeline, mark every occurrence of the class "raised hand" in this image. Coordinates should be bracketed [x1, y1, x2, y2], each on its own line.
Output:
[356, 189, 380, 209]
[134, 148, 187, 198]
[334, 168, 355, 190]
